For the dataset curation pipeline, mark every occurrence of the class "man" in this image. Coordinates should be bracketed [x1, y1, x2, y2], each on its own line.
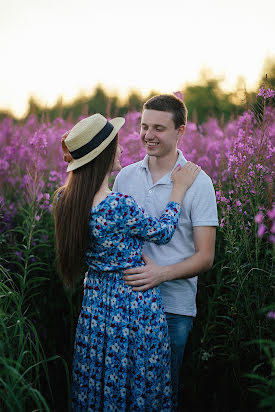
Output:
[112, 94, 218, 408]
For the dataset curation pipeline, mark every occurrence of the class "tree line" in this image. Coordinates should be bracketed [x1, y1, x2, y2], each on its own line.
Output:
[1, 60, 274, 124]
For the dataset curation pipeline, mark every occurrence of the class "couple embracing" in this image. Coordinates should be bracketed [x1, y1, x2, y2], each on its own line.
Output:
[54, 94, 218, 411]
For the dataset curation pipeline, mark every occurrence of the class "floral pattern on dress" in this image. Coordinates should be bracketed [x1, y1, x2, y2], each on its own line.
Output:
[72, 192, 181, 412]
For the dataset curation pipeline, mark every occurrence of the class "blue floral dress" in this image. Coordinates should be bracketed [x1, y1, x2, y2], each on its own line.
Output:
[71, 192, 181, 412]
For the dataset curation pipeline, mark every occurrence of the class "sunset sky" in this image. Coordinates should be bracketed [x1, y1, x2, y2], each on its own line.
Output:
[1, 0, 274, 117]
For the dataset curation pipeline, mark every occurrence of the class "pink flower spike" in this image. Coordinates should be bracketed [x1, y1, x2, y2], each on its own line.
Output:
[267, 311, 275, 320]
[257, 87, 266, 98]
[265, 88, 275, 99]
[173, 91, 184, 101]
[221, 196, 228, 203]
[35, 215, 40, 221]
[257, 224, 266, 237]
[267, 207, 275, 220]
[255, 212, 264, 224]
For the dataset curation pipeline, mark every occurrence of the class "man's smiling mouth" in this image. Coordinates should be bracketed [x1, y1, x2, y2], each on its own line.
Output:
[145, 140, 159, 146]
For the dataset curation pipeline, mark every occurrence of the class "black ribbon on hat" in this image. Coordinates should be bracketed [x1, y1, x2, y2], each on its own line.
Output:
[69, 121, 114, 159]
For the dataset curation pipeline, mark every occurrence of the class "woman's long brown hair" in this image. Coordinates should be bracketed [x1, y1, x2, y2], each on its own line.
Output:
[53, 136, 118, 289]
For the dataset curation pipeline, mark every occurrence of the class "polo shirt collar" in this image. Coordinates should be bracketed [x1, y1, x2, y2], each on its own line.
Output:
[139, 150, 187, 169]
[172, 149, 187, 170]
[138, 149, 188, 184]
[139, 155, 150, 171]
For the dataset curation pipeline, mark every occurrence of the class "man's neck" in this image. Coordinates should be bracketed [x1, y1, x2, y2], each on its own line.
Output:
[148, 151, 179, 184]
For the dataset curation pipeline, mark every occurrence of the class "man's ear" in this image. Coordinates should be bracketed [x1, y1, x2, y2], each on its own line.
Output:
[177, 124, 185, 137]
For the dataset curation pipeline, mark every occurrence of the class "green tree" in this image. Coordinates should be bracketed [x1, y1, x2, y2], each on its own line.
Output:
[258, 57, 275, 90]
[183, 75, 241, 124]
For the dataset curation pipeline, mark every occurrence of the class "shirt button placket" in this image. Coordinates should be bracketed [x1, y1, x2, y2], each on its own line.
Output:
[146, 188, 153, 211]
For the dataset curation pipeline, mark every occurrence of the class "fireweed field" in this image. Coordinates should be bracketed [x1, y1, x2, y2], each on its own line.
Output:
[0, 90, 274, 412]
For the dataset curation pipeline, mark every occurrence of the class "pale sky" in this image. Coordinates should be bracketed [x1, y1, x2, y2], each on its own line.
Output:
[1, 0, 274, 117]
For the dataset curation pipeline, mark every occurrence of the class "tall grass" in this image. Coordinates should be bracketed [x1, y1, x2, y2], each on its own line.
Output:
[0, 199, 70, 411]
[181, 91, 274, 411]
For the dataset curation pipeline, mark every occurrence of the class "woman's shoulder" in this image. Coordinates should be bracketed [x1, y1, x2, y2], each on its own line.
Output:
[90, 192, 137, 225]
[109, 192, 136, 206]
[107, 192, 142, 222]
[106, 192, 139, 215]
[91, 192, 135, 213]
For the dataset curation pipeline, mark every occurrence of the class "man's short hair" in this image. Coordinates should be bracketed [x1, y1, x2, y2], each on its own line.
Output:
[143, 94, 188, 128]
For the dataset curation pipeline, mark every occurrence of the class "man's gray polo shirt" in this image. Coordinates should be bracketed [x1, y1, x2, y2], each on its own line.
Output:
[113, 150, 219, 316]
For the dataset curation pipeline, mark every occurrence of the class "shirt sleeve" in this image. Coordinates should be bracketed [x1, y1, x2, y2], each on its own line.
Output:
[190, 175, 219, 226]
[118, 194, 181, 245]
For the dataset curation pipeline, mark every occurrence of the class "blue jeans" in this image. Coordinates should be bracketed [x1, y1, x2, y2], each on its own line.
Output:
[165, 313, 193, 410]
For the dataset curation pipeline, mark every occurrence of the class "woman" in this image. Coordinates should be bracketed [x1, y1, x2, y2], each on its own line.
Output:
[54, 113, 200, 411]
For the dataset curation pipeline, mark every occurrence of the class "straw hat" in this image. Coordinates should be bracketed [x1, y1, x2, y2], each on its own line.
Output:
[65, 113, 125, 172]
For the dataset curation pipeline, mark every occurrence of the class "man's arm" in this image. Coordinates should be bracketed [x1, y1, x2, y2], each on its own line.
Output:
[123, 226, 216, 291]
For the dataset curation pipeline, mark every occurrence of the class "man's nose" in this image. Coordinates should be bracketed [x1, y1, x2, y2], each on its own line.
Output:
[145, 128, 154, 139]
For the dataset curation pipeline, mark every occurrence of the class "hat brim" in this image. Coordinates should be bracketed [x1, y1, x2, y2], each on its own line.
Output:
[66, 117, 125, 172]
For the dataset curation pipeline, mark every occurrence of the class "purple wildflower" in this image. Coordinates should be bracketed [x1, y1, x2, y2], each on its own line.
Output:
[257, 87, 275, 99]
[265, 88, 275, 99]
[173, 91, 184, 101]
[257, 224, 266, 237]
[0, 159, 9, 171]
[41, 234, 48, 242]
[267, 206, 275, 220]
[221, 196, 229, 203]
[257, 87, 266, 98]
[255, 212, 264, 224]
[266, 311, 275, 320]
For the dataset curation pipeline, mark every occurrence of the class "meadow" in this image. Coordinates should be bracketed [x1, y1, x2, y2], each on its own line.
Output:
[0, 89, 274, 411]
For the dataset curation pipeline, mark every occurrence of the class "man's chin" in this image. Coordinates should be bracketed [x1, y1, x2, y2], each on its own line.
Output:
[144, 146, 159, 157]
[146, 152, 157, 158]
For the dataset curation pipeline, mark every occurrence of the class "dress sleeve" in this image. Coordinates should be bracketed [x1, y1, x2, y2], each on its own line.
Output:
[118, 194, 181, 245]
